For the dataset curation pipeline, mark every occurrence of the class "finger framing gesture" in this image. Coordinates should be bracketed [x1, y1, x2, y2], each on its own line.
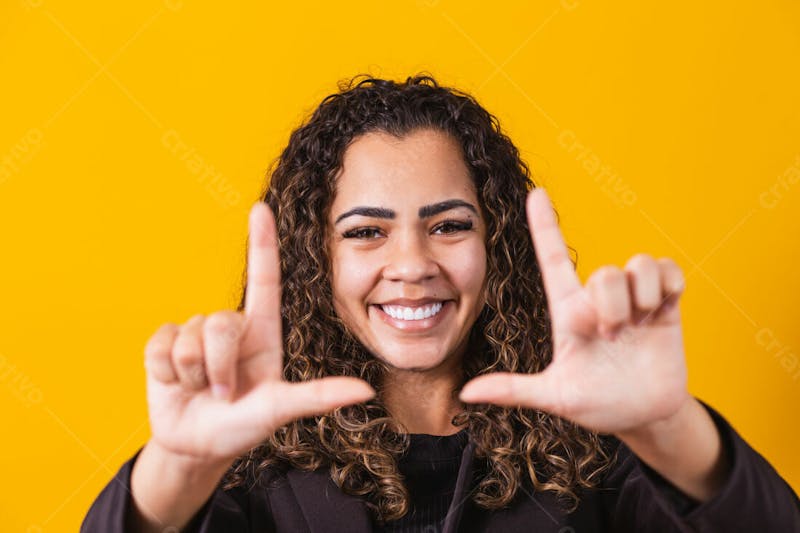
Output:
[461, 188, 690, 435]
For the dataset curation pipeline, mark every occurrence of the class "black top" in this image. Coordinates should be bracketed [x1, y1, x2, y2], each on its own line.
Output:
[375, 429, 470, 532]
[81, 400, 800, 532]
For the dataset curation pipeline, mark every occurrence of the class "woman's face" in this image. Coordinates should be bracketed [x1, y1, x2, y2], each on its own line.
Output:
[328, 128, 487, 372]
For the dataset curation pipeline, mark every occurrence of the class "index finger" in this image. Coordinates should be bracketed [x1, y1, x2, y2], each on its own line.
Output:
[243, 202, 282, 354]
[527, 188, 582, 303]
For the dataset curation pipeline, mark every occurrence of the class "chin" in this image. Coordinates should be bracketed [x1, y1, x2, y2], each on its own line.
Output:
[371, 343, 454, 372]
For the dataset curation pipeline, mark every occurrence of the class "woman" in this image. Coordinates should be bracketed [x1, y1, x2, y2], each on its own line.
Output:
[82, 75, 799, 532]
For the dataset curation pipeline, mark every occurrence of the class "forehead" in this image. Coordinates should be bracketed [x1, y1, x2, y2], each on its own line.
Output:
[331, 128, 477, 210]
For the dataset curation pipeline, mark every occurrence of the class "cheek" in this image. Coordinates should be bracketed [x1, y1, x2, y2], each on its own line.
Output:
[331, 250, 375, 308]
[451, 242, 488, 301]
[331, 252, 381, 338]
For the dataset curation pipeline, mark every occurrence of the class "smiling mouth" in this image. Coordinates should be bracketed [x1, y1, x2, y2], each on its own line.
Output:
[378, 302, 444, 321]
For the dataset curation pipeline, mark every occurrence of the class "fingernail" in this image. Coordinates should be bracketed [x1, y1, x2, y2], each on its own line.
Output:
[212, 384, 230, 400]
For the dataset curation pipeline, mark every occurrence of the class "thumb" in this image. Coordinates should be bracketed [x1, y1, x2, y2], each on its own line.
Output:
[263, 377, 376, 428]
[459, 372, 560, 413]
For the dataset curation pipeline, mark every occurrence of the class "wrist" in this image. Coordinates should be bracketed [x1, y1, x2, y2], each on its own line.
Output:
[614, 397, 729, 502]
[142, 439, 235, 486]
[146, 439, 236, 477]
[129, 440, 236, 532]
[615, 394, 695, 446]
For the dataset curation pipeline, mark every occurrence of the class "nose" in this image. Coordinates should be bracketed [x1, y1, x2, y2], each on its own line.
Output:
[382, 231, 440, 283]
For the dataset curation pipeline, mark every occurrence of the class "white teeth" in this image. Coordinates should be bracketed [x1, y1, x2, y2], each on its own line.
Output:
[380, 302, 444, 321]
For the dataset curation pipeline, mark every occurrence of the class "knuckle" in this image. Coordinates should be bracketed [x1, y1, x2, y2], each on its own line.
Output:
[635, 286, 660, 308]
[184, 313, 205, 326]
[657, 258, 685, 291]
[144, 323, 177, 360]
[206, 310, 238, 329]
[173, 358, 207, 389]
[657, 257, 679, 272]
[173, 339, 202, 365]
[144, 339, 165, 361]
[205, 348, 234, 373]
[625, 253, 655, 271]
[204, 311, 242, 340]
[144, 358, 175, 382]
[670, 275, 686, 294]
[205, 353, 235, 378]
[541, 247, 570, 267]
[186, 364, 207, 383]
[597, 265, 623, 285]
[309, 379, 329, 405]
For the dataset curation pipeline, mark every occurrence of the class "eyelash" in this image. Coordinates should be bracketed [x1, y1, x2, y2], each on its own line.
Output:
[342, 220, 474, 240]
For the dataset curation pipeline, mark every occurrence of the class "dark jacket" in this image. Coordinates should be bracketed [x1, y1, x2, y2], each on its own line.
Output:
[82, 401, 800, 532]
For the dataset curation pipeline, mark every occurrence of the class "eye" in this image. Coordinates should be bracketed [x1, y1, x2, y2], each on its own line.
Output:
[432, 219, 473, 235]
[342, 227, 384, 240]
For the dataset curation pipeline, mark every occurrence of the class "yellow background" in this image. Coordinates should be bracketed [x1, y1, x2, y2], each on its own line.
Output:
[2, 1, 799, 529]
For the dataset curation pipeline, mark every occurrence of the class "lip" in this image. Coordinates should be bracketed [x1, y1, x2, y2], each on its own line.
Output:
[376, 297, 446, 307]
[371, 300, 452, 332]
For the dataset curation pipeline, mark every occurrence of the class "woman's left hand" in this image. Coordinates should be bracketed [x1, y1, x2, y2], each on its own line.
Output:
[460, 188, 692, 436]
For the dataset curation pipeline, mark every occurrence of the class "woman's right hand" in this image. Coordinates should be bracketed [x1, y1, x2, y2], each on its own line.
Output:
[142, 202, 376, 466]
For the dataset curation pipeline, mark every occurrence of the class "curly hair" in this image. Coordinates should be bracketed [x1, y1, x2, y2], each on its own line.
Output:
[222, 73, 616, 523]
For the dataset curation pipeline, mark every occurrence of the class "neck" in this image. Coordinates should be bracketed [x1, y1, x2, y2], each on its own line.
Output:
[380, 361, 465, 436]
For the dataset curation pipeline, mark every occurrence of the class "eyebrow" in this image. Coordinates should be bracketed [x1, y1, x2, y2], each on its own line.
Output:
[334, 199, 478, 225]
